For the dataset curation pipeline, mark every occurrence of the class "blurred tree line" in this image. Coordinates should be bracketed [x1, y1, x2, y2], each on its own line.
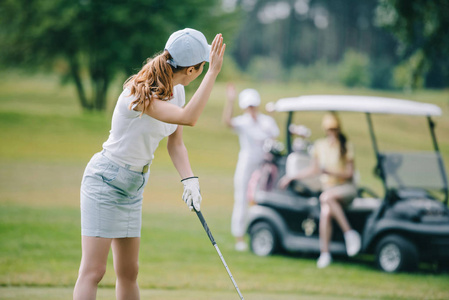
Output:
[0, 0, 448, 111]
[229, 0, 449, 90]
[0, 0, 235, 111]
[232, 0, 396, 82]
[375, 0, 449, 89]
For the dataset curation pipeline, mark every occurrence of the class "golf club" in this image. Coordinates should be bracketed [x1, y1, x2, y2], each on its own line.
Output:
[194, 207, 245, 300]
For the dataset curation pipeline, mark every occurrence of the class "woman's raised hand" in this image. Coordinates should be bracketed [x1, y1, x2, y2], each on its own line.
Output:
[226, 82, 237, 102]
[209, 33, 226, 76]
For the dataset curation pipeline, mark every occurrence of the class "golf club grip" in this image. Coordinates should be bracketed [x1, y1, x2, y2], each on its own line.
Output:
[195, 210, 216, 246]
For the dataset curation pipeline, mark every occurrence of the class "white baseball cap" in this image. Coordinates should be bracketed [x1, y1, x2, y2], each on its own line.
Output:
[239, 89, 261, 109]
[165, 28, 211, 68]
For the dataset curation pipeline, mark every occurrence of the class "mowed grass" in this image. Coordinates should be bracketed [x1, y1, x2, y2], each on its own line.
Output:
[0, 287, 362, 300]
[0, 71, 449, 299]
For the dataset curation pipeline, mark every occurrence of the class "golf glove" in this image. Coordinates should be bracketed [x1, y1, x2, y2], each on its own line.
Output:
[181, 176, 202, 211]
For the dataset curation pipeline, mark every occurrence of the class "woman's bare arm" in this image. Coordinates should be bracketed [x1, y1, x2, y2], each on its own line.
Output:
[167, 126, 194, 179]
[222, 83, 236, 128]
[138, 34, 226, 126]
[278, 158, 320, 189]
[322, 160, 354, 181]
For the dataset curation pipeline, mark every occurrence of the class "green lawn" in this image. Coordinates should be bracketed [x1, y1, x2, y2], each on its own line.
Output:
[0, 71, 449, 299]
[0, 287, 363, 300]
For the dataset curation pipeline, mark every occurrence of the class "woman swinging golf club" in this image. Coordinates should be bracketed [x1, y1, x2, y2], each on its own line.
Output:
[73, 28, 225, 300]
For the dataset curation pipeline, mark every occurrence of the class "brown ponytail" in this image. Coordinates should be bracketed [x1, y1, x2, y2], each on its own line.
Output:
[338, 131, 348, 161]
[125, 51, 174, 116]
[124, 51, 204, 116]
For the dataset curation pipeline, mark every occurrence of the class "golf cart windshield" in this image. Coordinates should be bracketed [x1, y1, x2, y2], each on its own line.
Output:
[380, 152, 448, 192]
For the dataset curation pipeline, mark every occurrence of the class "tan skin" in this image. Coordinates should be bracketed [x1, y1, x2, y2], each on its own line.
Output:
[278, 127, 354, 254]
[73, 34, 225, 300]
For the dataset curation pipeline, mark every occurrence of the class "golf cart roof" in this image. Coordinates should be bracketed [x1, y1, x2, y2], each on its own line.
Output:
[270, 95, 442, 116]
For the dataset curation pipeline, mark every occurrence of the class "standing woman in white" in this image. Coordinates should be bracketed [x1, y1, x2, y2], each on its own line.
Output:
[73, 29, 225, 300]
[223, 85, 280, 251]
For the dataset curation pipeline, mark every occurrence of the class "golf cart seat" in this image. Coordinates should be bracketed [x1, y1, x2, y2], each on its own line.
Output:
[346, 197, 381, 212]
[343, 171, 381, 212]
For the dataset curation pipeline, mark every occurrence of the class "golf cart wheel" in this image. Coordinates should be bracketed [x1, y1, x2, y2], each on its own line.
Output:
[249, 221, 279, 256]
[375, 234, 418, 273]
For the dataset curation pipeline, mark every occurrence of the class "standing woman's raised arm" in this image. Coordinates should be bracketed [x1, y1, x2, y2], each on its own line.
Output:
[143, 34, 226, 126]
[222, 83, 237, 128]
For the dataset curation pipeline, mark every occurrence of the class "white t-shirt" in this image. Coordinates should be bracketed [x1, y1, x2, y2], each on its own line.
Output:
[102, 85, 185, 167]
[231, 113, 279, 164]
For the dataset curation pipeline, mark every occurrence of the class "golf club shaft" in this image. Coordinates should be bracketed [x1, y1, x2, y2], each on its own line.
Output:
[195, 209, 245, 300]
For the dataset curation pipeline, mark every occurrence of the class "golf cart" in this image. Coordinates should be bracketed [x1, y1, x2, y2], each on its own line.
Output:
[246, 95, 449, 272]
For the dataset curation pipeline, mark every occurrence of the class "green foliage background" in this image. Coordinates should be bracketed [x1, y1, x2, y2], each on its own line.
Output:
[0, 0, 236, 110]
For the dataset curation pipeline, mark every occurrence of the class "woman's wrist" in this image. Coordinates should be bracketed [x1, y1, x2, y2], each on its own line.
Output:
[181, 176, 198, 182]
[206, 68, 220, 78]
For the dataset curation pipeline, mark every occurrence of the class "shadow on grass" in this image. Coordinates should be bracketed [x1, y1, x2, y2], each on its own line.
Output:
[274, 250, 449, 275]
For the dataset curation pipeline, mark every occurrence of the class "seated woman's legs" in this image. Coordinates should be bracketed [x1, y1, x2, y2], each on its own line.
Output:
[317, 187, 360, 267]
[317, 190, 343, 268]
[323, 184, 361, 256]
[320, 190, 352, 234]
[318, 199, 333, 254]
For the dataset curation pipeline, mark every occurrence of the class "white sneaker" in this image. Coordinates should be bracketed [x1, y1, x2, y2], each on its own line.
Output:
[317, 252, 332, 269]
[235, 241, 248, 252]
[344, 230, 361, 257]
